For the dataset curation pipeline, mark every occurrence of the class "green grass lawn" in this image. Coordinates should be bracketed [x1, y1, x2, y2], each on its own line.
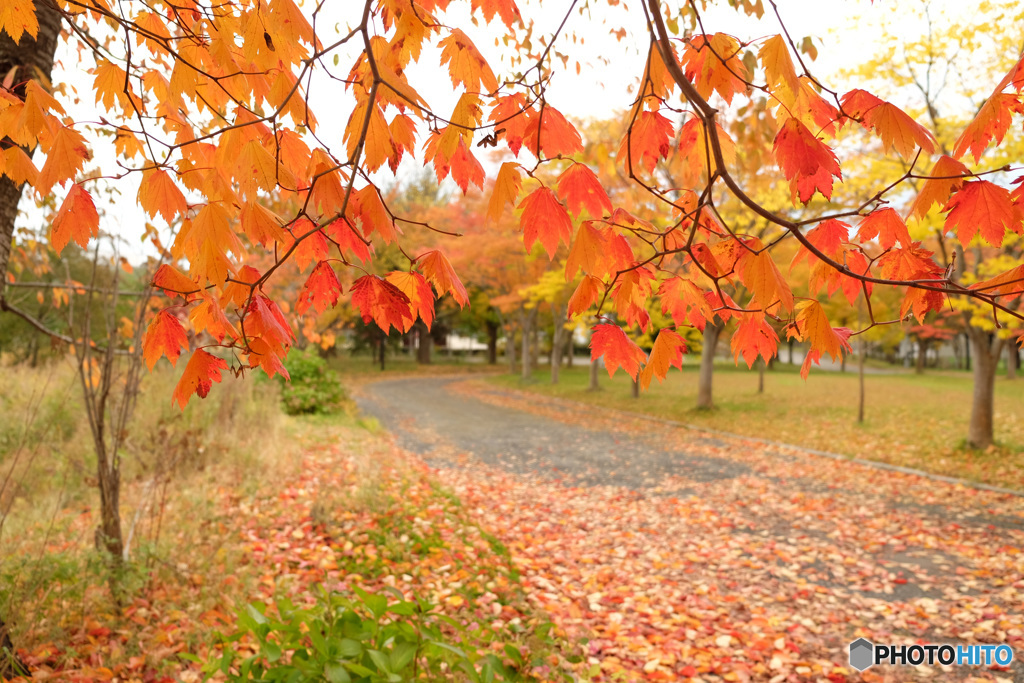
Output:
[488, 362, 1024, 492]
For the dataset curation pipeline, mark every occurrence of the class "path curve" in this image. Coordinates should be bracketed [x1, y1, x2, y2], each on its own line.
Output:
[357, 377, 1024, 682]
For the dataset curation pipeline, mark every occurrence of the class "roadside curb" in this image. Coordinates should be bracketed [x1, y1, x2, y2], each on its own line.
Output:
[479, 382, 1024, 500]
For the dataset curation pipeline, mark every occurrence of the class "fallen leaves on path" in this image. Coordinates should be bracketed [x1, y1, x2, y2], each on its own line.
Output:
[420, 380, 1024, 682]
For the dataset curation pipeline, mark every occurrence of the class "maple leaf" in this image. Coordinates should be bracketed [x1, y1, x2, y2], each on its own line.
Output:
[759, 35, 800, 95]
[36, 125, 91, 196]
[138, 168, 187, 224]
[590, 324, 646, 380]
[971, 264, 1024, 298]
[487, 162, 521, 224]
[567, 275, 603, 318]
[619, 110, 674, 175]
[952, 93, 1024, 163]
[841, 89, 936, 158]
[50, 184, 99, 255]
[791, 219, 849, 268]
[143, 310, 189, 370]
[908, 155, 970, 220]
[943, 180, 1019, 247]
[730, 313, 779, 368]
[470, 0, 521, 28]
[856, 208, 911, 250]
[353, 186, 398, 244]
[438, 29, 498, 93]
[518, 187, 573, 259]
[350, 275, 412, 334]
[681, 33, 749, 104]
[290, 226, 329, 272]
[244, 294, 294, 360]
[557, 163, 612, 219]
[240, 201, 287, 248]
[659, 277, 713, 330]
[172, 349, 228, 409]
[488, 93, 531, 157]
[0, 0, 39, 42]
[737, 246, 794, 313]
[386, 270, 435, 332]
[522, 105, 584, 159]
[418, 249, 469, 307]
[772, 117, 841, 203]
[326, 217, 372, 263]
[296, 261, 342, 315]
[639, 329, 685, 391]
[450, 139, 485, 193]
[565, 221, 608, 281]
[189, 292, 238, 342]
[877, 243, 942, 281]
[152, 264, 198, 298]
[795, 300, 851, 377]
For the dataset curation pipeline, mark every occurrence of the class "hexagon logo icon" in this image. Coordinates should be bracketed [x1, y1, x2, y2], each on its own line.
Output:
[849, 638, 874, 671]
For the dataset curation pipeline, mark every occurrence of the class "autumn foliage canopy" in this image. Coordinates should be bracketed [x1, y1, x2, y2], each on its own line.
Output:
[3, 0, 1024, 404]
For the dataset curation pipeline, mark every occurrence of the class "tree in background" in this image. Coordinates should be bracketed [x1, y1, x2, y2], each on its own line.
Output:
[2, 1, 1024, 475]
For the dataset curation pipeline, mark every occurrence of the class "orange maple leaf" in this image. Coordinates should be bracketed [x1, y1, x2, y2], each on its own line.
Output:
[567, 275, 603, 318]
[659, 277, 713, 330]
[487, 162, 522, 224]
[450, 139, 485, 194]
[590, 324, 646, 380]
[296, 261, 342, 315]
[438, 29, 498, 93]
[681, 33, 749, 104]
[138, 168, 187, 224]
[943, 180, 1019, 247]
[772, 117, 841, 203]
[386, 270, 435, 332]
[855, 208, 912, 251]
[841, 89, 936, 158]
[0, 0, 39, 42]
[619, 110, 674, 175]
[730, 312, 779, 368]
[522, 105, 583, 159]
[51, 184, 99, 255]
[172, 349, 228, 410]
[952, 93, 1024, 163]
[518, 187, 573, 259]
[143, 310, 189, 370]
[350, 275, 412, 334]
[152, 264, 198, 299]
[565, 221, 609, 281]
[418, 249, 469, 307]
[908, 155, 970, 220]
[639, 328, 686, 391]
[557, 163, 612, 219]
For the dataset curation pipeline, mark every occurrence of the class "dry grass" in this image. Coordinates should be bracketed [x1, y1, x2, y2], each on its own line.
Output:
[490, 362, 1024, 491]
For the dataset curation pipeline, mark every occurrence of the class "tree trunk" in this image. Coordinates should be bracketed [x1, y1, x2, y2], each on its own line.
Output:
[588, 355, 601, 391]
[519, 309, 532, 381]
[414, 320, 431, 364]
[378, 328, 386, 371]
[1007, 342, 1017, 380]
[485, 319, 498, 365]
[757, 358, 764, 394]
[631, 375, 640, 398]
[915, 339, 927, 374]
[965, 331, 971, 371]
[550, 303, 566, 384]
[787, 338, 795, 364]
[858, 337, 866, 424]
[530, 312, 539, 369]
[967, 331, 1002, 449]
[697, 321, 723, 410]
[0, 0, 61, 289]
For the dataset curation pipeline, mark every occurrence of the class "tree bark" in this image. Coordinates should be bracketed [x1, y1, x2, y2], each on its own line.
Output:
[588, 354, 601, 391]
[697, 321, 723, 410]
[787, 338, 794, 364]
[967, 330, 1003, 449]
[915, 339, 928, 374]
[485, 319, 498, 365]
[519, 308, 533, 382]
[1007, 342, 1017, 380]
[0, 0, 62, 289]
[549, 303, 566, 384]
[414, 320, 431, 364]
[757, 358, 764, 394]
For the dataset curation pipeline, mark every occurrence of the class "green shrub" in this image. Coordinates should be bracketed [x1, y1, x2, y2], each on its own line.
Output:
[277, 350, 346, 415]
[202, 586, 533, 682]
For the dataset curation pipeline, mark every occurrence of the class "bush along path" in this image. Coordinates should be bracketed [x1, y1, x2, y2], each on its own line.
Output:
[357, 377, 1024, 683]
[6, 421, 580, 682]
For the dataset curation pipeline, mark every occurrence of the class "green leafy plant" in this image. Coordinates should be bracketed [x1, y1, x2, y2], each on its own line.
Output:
[277, 351, 346, 416]
[201, 585, 531, 682]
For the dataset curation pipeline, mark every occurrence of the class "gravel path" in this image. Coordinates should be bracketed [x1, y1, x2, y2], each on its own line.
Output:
[356, 376, 1024, 682]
